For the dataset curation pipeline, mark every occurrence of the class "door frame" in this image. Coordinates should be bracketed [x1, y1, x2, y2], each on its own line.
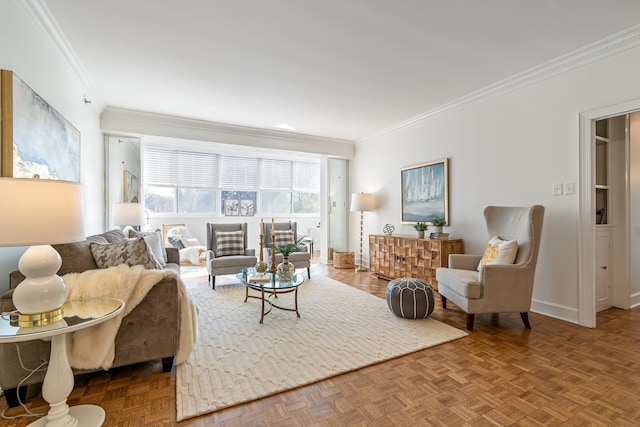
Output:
[579, 99, 638, 327]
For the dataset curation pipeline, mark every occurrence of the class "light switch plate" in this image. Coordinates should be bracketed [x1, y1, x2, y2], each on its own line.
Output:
[552, 183, 563, 196]
[563, 182, 575, 195]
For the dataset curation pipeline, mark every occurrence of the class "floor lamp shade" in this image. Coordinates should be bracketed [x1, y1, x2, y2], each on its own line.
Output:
[112, 202, 144, 226]
[0, 178, 84, 317]
[351, 193, 374, 212]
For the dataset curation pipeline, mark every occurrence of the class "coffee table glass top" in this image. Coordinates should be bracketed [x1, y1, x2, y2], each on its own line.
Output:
[237, 268, 304, 289]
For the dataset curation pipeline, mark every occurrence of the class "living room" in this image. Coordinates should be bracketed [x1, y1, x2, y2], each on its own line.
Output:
[2, 1, 640, 425]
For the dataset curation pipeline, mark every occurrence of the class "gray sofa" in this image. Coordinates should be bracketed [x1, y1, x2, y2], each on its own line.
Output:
[0, 229, 181, 406]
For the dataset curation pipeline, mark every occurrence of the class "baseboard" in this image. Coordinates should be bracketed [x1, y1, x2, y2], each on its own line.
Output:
[531, 298, 580, 325]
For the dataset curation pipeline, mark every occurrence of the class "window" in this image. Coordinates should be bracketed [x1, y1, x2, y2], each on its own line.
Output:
[143, 146, 320, 215]
[144, 148, 218, 214]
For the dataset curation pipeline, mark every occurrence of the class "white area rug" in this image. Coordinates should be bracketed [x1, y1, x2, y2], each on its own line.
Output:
[176, 275, 467, 421]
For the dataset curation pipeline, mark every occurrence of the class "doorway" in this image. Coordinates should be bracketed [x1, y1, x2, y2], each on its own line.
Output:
[579, 101, 640, 327]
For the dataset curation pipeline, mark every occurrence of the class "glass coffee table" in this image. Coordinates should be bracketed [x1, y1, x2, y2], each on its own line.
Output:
[237, 268, 305, 323]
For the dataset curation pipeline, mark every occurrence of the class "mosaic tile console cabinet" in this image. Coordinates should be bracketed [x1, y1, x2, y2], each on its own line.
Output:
[369, 234, 464, 290]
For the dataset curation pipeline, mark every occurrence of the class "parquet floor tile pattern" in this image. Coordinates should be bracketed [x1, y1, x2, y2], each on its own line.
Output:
[2, 261, 639, 426]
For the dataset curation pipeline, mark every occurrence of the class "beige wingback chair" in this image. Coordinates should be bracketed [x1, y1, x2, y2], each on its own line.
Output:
[263, 221, 311, 278]
[206, 223, 257, 289]
[435, 205, 545, 331]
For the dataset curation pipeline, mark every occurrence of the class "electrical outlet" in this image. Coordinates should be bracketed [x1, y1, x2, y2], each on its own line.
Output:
[552, 183, 563, 196]
[563, 182, 575, 195]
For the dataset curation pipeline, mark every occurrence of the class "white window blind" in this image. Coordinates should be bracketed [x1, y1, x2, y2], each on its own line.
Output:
[260, 159, 291, 190]
[144, 148, 178, 186]
[144, 147, 217, 188]
[220, 156, 258, 189]
[293, 162, 320, 192]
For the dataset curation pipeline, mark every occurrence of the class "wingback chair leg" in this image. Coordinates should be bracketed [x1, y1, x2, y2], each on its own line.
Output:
[212, 276, 216, 290]
[466, 313, 475, 331]
[441, 295, 447, 309]
[307, 267, 310, 279]
[520, 312, 531, 329]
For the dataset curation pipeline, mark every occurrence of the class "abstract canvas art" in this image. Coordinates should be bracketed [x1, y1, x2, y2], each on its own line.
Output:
[401, 158, 449, 224]
[1, 70, 80, 181]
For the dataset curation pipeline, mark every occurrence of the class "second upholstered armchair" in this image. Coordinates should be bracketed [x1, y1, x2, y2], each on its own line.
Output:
[263, 221, 311, 279]
[206, 222, 257, 289]
[435, 205, 545, 331]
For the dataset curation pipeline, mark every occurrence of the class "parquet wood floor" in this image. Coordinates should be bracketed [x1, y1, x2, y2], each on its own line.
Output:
[2, 262, 640, 426]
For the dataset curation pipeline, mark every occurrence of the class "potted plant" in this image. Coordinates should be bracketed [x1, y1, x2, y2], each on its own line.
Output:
[431, 217, 447, 234]
[266, 238, 304, 281]
[413, 222, 428, 238]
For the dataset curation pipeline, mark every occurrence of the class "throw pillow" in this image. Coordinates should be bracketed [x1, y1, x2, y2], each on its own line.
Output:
[477, 236, 518, 271]
[273, 229, 295, 246]
[90, 237, 163, 270]
[129, 230, 166, 266]
[180, 237, 201, 248]
[215, 230, 245, 257]
[168, 235, 185, 250]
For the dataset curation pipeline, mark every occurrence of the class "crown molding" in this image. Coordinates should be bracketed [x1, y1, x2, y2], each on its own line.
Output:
[360, 24, 640, 143]
[101, 107, 355, 159]
[17, 0, 104, 112]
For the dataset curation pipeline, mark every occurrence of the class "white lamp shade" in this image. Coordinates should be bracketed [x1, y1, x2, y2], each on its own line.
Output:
[0, 178, 85, 246]
[112, 202, 144, 226]
[351, 192, 374, 212]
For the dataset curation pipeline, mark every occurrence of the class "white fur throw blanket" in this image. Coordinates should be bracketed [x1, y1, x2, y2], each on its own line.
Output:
[62, 264, 199, 370]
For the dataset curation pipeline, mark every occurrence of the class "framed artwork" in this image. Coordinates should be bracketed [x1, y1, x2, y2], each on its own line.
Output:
[401, 158, 449, 224]
[221, 191, 257, 216]
[1, 69, 81, 181]
[124, 170, 139, 202]
[224, 199, 239, 216]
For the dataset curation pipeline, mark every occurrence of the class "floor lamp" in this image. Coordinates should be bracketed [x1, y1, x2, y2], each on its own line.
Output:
[351, 192, 374, 272]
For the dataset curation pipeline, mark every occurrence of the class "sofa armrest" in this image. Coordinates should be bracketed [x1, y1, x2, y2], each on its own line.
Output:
[448, 254, 481, 271]
[165, 247, 180, 264]
[9, 270, 25, 290]
[245, 248, 256, 256]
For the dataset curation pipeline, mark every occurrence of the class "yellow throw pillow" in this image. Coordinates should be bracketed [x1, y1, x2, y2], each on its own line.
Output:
[477, 236, 518, 271]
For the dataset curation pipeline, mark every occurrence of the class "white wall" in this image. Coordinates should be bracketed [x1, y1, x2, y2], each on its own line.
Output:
[351, 45, 640, 325]
[0, 1, 103, 292]
[629, 113, 640, 303]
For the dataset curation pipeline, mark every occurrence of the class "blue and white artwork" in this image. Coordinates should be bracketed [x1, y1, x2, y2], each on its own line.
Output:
[10, 72, 80, 181]
[401, 159, 448, 223]
[221, 191, 257, 216]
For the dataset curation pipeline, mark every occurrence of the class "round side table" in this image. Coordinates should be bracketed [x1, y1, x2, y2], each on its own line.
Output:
[0, 298, 124, 427]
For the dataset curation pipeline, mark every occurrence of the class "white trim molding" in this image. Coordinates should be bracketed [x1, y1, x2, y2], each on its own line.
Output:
[361, 24, 640, 143]
[102, 107, 355, 159]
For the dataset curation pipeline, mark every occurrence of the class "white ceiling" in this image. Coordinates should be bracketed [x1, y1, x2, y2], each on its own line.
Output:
[42, 0, 640, 141]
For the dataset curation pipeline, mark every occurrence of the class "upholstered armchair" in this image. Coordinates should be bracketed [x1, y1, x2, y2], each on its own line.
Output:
[206, 223, 257, 289]
[435, 205, 545, 331]
[263, 221, 311, 279]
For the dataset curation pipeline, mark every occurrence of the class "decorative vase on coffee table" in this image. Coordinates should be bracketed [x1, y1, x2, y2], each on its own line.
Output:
[277, 257, 295, 282]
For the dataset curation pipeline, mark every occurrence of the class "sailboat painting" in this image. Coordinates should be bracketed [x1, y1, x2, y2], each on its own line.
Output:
[401, 158, 449, 223]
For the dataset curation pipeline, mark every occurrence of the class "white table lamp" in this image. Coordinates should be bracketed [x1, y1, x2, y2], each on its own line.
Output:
[112, 202, 144, 230]
[0, 178, 84, 322]
[351, 192, 374, 272]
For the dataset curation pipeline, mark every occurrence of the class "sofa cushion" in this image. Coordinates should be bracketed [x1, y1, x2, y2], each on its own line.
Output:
[130, 230, 166, 266]
[98, 228, 128, 243]
[52, 239, 104, 276]
[436, 268, 483, 299]
[477, 236, 518, 271]
[215, 230, 245, 257]
[90, 237, 163, 270]
[273, 229, 295, 246]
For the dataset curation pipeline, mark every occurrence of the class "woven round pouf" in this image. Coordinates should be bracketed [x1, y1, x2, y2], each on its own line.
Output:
[385, 278, 435, 319]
